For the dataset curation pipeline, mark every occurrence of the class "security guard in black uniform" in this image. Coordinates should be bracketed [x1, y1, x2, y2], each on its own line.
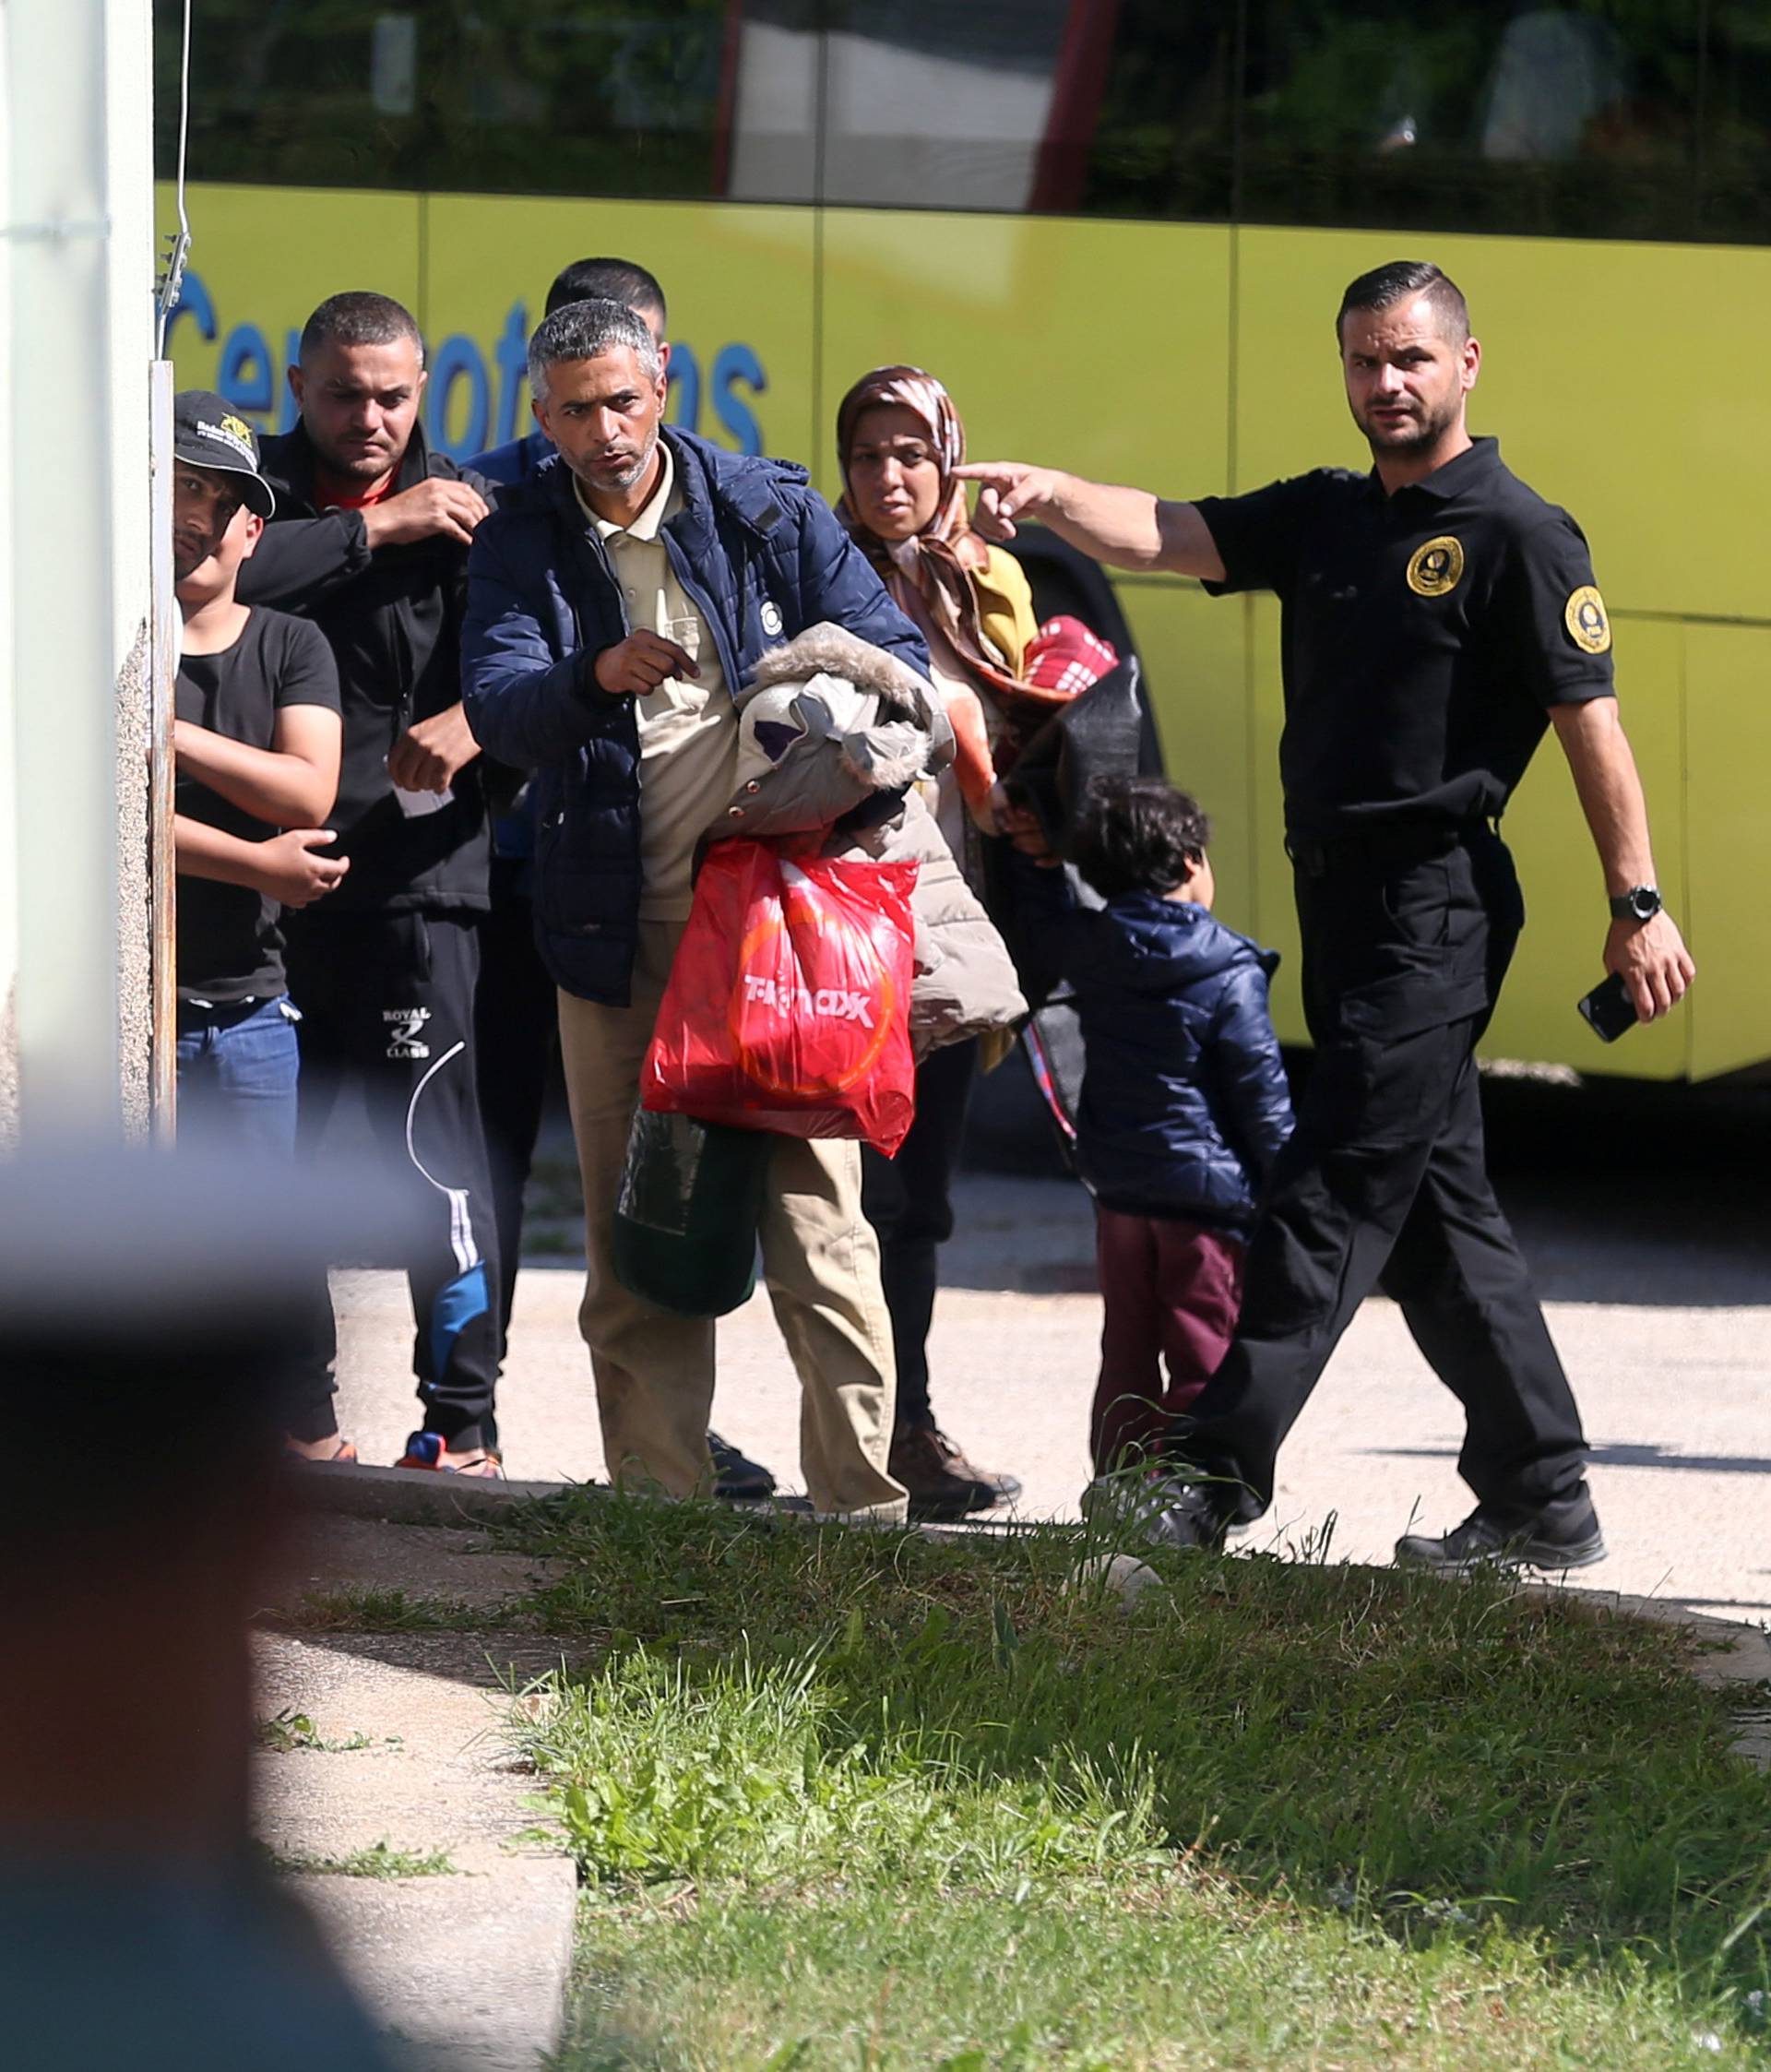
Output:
[961, 258, 1694, 1572]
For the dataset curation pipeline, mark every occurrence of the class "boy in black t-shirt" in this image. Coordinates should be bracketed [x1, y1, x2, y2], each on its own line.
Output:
[171, 392, 351, 1455]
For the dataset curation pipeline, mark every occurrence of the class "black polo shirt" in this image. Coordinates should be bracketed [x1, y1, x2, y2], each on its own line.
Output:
[1195, 437, 1615, 837]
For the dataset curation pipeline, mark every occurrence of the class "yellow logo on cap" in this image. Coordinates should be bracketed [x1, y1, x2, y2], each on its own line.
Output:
[1407, 535, 1465, 597]
[1565, 586, 1611, 655]
[220, 413, 254, 446]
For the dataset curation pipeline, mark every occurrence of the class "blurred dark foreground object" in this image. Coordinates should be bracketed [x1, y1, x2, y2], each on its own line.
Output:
[0, 1146, 410, 2072]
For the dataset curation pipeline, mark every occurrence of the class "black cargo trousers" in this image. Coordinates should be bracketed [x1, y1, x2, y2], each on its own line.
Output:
[1176, 822, 1588, 1524]
[283, 909, 504, 1455]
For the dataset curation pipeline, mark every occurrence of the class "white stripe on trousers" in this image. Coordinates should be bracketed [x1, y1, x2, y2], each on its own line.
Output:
[404, 1039, 481, 1279]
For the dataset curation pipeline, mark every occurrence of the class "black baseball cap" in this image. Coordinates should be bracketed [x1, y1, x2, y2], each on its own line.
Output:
[172, 390, 276, 518]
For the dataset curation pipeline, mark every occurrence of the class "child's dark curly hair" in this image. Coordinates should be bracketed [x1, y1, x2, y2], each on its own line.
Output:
[1069, 775, 1209, 900]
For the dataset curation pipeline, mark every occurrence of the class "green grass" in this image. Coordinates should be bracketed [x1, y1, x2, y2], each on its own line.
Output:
[492, 1494, 1771, 2068]
[279, 1586, 494, 1633]
[263, 1839, 457, 1880]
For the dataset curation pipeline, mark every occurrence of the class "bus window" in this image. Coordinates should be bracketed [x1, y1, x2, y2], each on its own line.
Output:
[1237, 0, 1701, 243]
[154, 0, 424, 191]
[154, 0, 732, 201]
[1077, 0, 1238, 224]
[1699, 6, 1771, 244]
[728, 0, 1073, 210]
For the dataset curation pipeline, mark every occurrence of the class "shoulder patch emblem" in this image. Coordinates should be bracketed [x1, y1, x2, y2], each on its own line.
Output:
[1407, 535, 1465, 598]
[1564, 585, 1611, 655]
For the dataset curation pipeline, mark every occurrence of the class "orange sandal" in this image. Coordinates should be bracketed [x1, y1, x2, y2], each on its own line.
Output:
[394, 1432, 505, 1479]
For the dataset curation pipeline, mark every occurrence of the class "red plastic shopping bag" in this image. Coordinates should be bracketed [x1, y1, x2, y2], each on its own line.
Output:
[641, 840, 918, 1156]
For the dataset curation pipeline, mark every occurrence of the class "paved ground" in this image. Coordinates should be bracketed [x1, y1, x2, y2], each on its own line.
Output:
[327, 1074, 1771, 1625]
[256, 1518, 576, 2072]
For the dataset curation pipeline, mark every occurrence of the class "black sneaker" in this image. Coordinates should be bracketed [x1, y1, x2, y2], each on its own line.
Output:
[1394, 1499, 1606, 1575]
[708, 1430, 776, 1502]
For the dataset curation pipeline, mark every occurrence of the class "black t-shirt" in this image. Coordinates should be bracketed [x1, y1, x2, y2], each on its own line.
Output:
[1195, 437, 1615, 836]
[175, 611, 340, 1004]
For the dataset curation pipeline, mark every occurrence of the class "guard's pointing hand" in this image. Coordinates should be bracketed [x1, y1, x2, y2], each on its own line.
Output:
[954, 461, 1063, 542]
[593, 631, 700, 697]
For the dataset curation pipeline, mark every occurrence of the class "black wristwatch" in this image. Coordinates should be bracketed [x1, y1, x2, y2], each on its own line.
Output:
[1609, 885, 1663, 923]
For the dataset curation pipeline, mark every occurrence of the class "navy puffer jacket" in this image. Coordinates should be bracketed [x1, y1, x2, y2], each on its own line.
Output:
[1052, 889, 1294, 1232]
[459, 427, 926, 1004]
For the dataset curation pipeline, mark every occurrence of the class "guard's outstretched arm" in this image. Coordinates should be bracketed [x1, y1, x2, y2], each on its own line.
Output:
[954, 462, 1225, 581]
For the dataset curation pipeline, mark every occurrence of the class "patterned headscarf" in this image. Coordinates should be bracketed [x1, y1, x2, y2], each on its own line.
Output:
[835, 365, 1027, 706]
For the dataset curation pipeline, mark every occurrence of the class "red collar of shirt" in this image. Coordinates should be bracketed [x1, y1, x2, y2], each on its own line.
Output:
[312, 464, 399, 512]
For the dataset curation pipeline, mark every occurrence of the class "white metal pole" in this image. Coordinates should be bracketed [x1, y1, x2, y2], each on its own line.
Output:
[0, 0, 18, 1144]
[4, 0, 157, 1139]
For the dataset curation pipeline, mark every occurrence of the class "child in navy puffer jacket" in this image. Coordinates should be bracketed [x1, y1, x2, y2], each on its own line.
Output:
[1011, 775, 1293, 1481]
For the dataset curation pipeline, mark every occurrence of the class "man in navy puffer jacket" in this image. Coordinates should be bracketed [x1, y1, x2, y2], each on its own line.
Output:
[460, 299, 928, 1518]
[1010, 775, 1292, 1484]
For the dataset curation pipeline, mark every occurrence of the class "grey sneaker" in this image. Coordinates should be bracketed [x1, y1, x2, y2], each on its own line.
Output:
[1394, 1500, 1606, 1575]
[1082, 1472, 1231, 1551]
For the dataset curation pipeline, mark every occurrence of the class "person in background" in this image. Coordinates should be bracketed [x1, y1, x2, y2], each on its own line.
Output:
[1005, 776, 1293, 1499]
[834, 365, 1045, 1519]
[467, 256, 774, 1502]
[171, 393, 346, 1152]
[462, 299, 927, 1518]
[168, 393, 351, 1460]
[256, 291, 505, 1477]
[470, 256, 670, 488]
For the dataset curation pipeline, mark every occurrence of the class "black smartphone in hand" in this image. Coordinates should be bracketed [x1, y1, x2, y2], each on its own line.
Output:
[1577, 972, 1639, 1042]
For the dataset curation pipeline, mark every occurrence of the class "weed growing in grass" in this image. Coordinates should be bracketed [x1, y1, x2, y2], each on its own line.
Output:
[254, 1707, 374, 1754]
[262, 1839, 457, 1880]
[280, 1587, 493, 1633]
[514, 1646, 1163, 1890]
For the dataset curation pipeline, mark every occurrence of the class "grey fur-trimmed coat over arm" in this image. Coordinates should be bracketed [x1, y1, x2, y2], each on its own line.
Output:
[708, 622, 1028, 1058]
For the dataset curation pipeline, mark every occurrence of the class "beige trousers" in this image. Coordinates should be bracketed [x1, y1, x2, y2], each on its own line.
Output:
[556, 920, 907, 1521]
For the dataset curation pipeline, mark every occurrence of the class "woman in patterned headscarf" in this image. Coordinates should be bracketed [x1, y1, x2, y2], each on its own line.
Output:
[838, 367, 1085, 821]
[834, 365, 1038, 1527]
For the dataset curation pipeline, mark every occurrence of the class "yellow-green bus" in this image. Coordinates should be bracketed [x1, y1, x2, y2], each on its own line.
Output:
[154, 0, 1771, 1081]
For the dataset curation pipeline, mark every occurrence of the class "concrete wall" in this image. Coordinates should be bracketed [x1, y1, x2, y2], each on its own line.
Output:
[115, 618, 153, 1137]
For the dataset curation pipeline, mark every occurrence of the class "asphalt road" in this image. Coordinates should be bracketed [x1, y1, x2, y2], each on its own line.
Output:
[327, 1070, 1771, 1624]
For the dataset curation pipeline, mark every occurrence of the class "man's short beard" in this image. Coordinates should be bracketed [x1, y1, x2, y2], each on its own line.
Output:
[317, 441, 396, 481]
[585, 425, 659, 492]
[1357, 397, 1459, 454]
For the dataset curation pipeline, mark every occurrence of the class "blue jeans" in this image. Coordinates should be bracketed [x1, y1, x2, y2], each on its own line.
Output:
[175, 995, 300, 1161]
[176, 994, 339, 1441]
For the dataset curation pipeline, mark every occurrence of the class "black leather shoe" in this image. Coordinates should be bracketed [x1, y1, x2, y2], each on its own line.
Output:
[708, 1430, 776, 1502]
[1395, 1499, 1606, 1575]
